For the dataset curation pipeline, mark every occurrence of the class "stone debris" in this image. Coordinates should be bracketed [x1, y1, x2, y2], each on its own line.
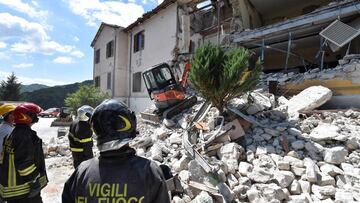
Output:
[191, 191, 214, 203]
[261, 58, 360, 86]
[132, 91, 360, 203]
[309, 124, 340, 142]
[134, 83, 360, 203]
[274, 170, 295, 188]
[128, 84, 359, 202]
[324, 146, 348, 165]
[43, 136, 71, 157]
[43, 78, 360, 202]
[320, 164, 343, 177]
[141, 82, 360, 203]
[285, 86, 332, 119]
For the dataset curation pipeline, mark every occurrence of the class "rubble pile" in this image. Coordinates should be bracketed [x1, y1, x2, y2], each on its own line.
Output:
[134, 85, 360, 203]
[260, 55, 360, 87]
[43, 136, 72, 157]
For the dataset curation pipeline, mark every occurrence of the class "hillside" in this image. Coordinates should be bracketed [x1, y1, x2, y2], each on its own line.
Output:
[21, 84, 49, 93]
[21, 80, 93, 109]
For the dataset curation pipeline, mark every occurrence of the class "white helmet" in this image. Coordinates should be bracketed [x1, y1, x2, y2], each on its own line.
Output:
[77, 105, 94, 121]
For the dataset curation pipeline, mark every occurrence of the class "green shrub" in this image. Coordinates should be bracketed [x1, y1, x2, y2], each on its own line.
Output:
[190, 43, 262, 114]
[64, 85, 110, 112]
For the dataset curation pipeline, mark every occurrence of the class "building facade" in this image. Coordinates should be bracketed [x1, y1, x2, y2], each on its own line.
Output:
[91, 0, 179, 113]
[92, 0, 360, 112]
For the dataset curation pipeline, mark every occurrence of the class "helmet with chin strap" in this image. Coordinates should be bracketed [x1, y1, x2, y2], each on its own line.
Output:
[13, 103, 42, 125]
[90, 99, 137, 152]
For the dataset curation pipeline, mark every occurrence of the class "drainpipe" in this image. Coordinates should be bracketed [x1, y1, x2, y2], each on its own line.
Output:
[128, 31, 133, 106]
[112, 28, 117, 98]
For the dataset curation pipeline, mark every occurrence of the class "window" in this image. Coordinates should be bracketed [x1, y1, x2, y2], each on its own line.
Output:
[106, 40, 114, 58]
[134, 31, 145, 52]
[132, 72, 142, 92]
[190, 40, 195, 53]
[94, 76, 100, 88]
[107, 72, 111, 89]
[95, 49, 100, 64]
[143, 66, 174, 90]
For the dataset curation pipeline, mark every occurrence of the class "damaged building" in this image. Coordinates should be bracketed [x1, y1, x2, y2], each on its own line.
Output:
[187, 0, 360, 70]
[185, 0, 360, 107]
[92, 0, 360, 112]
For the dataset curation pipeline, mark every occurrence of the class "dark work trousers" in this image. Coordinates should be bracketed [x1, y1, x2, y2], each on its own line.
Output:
[72, 149, 93, 168]
[7, 194, 42, 203]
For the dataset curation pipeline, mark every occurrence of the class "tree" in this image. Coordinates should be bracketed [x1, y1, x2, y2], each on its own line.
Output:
[0, 72, 22, 101]
[22, 80, 93, 109]
[189, 43, 262, 114]
[64, 85, 110, 112]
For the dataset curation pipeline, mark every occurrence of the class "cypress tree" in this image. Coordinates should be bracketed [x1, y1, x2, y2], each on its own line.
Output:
[189, 43, 262, 114]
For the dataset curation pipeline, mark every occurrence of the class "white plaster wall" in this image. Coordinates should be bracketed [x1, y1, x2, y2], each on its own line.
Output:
[128, 3, 178, 112]
[129, 97, 154, 113]
[129, 3, 177, 96]
[93, 26, 117, 95]
[114, 30, 130, 98]
[92, 4, 178, 112]
[93, 26, 130, 98]
[112, 97, 129, 105]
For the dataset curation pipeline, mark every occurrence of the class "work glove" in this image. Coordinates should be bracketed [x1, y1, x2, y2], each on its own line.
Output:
[28, 178, 41, 198]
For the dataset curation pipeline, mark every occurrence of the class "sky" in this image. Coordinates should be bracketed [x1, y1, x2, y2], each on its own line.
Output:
[0, 0, 163, 86]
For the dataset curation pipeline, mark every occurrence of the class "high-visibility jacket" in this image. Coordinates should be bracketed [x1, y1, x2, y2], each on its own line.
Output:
[62, 147, 170, 203]
[68, 120, 93, 154]
[0, 125, 48, 201]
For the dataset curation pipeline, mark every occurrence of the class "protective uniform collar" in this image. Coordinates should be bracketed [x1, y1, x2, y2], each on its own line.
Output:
[14, 124, 31, 128]
[99, 146, 135, 158]
[97, 138, 132, 152]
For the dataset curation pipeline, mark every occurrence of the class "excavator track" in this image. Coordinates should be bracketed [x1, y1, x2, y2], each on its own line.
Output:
[163, 95, 197, 119]
[140, 96, 197, 123]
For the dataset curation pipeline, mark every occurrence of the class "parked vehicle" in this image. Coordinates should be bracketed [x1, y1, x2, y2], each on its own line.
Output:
[51, 107, 73, 127]
[38, 108, 60, 117]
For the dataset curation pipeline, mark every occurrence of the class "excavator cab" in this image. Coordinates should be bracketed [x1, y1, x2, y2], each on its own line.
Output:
[143, 63, 186, 111]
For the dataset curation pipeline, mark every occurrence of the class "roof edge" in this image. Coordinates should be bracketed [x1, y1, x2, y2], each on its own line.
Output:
[91, 22, 123, 47]
[124, 0, 177, 32]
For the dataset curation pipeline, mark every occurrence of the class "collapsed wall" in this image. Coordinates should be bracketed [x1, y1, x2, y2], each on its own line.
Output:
[260, 56, 360, 109]
[262, 55, 360, 87]
[130, 85, 360, 203]
[43, 80, 360, 203]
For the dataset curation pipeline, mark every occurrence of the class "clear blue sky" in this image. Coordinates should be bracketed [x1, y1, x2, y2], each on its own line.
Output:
[0, 0, 161, 86]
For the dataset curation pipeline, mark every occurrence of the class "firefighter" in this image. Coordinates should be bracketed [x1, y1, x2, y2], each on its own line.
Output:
[0, 103, 48, 203]
[62, 99, 170, 203]
[0, 104, 16, 203]
[68, 105, 94, 168]
[0, 104, 16, 155]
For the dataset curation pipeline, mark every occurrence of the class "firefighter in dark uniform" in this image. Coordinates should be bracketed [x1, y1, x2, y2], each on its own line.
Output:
[68, 105, 94, 168]
[62, 99, 170, 203]
[0, 103, 48, 203]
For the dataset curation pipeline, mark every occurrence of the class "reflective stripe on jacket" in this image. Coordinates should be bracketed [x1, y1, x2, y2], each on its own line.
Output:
[68, 120, 93, 153]
[0, 125, 48, 201]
